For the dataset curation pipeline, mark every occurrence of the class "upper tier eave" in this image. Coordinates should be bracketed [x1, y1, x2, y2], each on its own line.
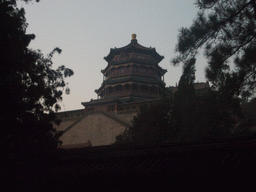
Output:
[104, 39, 164, 63]
[101, 59, 167, 74]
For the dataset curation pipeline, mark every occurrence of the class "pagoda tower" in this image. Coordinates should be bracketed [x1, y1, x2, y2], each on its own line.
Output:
[56, 34, 211, 148]
[82, 34, 169, 113]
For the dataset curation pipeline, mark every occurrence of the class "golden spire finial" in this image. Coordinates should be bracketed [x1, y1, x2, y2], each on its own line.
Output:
[131, 34, 136, 39]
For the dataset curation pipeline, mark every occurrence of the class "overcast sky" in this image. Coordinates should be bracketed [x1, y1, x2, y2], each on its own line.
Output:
[17, 0, 207, 111]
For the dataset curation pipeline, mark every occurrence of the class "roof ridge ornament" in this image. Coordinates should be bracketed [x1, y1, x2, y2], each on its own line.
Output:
[131, 34, 137, 43]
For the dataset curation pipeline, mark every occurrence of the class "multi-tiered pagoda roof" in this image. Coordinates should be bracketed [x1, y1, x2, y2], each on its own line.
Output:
[82, 34, 169, 113]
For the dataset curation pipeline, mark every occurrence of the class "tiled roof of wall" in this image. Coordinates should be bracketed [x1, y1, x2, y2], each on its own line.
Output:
[10, 139, 256, 190]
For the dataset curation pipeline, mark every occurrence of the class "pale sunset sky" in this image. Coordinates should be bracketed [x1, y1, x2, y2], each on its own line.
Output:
[17, 0, 207, 111]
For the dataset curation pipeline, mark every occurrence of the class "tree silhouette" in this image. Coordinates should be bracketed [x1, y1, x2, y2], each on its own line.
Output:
[1, 0, 73, 161]
[115, 98, 172, 145]
[172, 0, 256, 101]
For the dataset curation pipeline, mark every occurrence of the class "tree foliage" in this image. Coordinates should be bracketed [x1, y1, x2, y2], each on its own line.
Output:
[173, 0, 256, 100]
[242, 98, 256, 118]
[115, 98, 172, 145]
[115, 59, 197, 144]
[115, 56, 239, 145]
[227, 98, 256, 138]
[116, 0, 256, 145]
[1, 0, 73, 159]
[173, 57, 241, 141]
[169, 59, 197, 139]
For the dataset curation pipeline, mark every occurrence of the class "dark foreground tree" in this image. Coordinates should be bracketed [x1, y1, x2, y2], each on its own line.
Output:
[1, 0, 73, 161]
[170, 58, 196, 139]
[233, 98, 256, 137]
[115, 98, 172, 145]
[173, 0, 256, 100]
[115, 57, 242, 144]
[173, 58, 241, 141]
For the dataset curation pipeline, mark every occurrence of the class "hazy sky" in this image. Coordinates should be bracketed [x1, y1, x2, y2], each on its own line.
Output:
[17, 0, 207, 111]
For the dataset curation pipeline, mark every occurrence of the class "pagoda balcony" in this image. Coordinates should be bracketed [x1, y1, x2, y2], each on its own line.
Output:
[97, 82, 168, 98]
[103, 64, 166, 81]
[110, 53, 157, 65]
[100, 89, 163, 99]
[104, 71, 162, 81]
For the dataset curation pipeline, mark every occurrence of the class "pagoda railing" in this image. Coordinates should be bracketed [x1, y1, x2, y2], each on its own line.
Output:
[103, 65, 165, 81]
[104, 90, 160, 98]
[105, 72, 162, 81]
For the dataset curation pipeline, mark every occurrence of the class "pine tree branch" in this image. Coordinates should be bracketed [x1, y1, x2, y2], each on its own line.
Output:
[222, 31, 256, 63]
[187, 1, 254, 60]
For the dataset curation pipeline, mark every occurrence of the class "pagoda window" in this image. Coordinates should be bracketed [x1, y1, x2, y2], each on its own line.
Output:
[115, 85, 122, 93]
[137, 55, 146, 60]
[108, 87, 113, 95]
[108, 104, 115, 112]
[87, 107, 95, 112]
[126, 65, 132, 72]
[148, 67, 154, 74]
[132, 105, 137, 109]
[140, 85, 149, 93]
[132, 65, 137, 73]
[150, 86, 156, 94]
[138, 66, 143, 73]
[121, 52, 126, 59]
[143, 66, 148, 73]
[118, 66, 125, 74]
[111, 68, 116, 75]
[124, 84, 130, 92]
[132, 84, 139, 92]
[159, 88, 162, 95]
[138, 66, 147, 74]
[101, 90, 105, 97]
[126, 53, 131, 59]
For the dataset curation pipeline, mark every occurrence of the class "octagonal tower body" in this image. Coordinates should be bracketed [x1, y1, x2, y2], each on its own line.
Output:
[97, 35, 167, 100]
[82, 34, 169, 113]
